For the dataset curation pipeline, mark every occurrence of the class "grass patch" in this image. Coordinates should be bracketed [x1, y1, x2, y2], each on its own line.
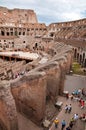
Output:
[72, 61, 86, 75]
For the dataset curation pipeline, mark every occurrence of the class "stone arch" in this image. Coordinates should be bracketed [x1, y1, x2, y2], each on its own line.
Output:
[35, 43, 38, 49]
[23, 32, 25, 35]
[11, 32, 13, 35]
[1, 31, 5, 36]
[7, 32, 9, 36]
[50, 32, 54, 37]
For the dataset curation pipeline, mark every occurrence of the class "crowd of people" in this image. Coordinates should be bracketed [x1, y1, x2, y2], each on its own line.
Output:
[53, 113, 80, 130]
[52, 88, 86, 130]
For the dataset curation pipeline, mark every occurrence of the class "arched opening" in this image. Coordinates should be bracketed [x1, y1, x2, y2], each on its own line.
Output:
[1, 31, 5, 36]
[79, 54, 82, 64]
[35, 43, 38, 49]
[7, 32, 9, 36]
[74, 48, 77, 59]
[23, 32, 25, 35]
[50, 33, 54, 37]
[19, 32, 21, 35]
[11, 32, 13, 36]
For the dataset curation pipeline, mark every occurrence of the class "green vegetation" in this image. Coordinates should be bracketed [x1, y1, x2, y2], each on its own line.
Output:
[72, 61, 86, 75]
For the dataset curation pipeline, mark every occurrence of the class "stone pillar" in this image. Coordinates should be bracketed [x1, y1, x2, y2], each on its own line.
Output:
[4, 28, 7, 36]
[82, 52, 85, 67]
[59, 60, 66, 95]
[13, 28, 15, 36]
[64, 52, 73, 73]
[84, 59, 86, 68]
[0, 28, 1, 35]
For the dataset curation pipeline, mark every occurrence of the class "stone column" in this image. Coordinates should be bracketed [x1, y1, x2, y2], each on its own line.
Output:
[0, 28, 1, 35]
[84, 59, 86, 68]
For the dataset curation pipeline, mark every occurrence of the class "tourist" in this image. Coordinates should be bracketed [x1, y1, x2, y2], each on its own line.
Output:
[69, 120, 73, 128]
[78, 89, 82, 96]
[65, 104, 68, 113]
[70, 117, 75, 125]
[54, 117, 59, 128]
[66, 93, 69, 99]
[79, 113, 86, 121]
[81, 100, 85, 109]
[74, 114, 79, 121]
[66, 126, 71, 130]
[61, 120, 66, 130]
[70, 117, 74, 122]
[70, 94, 74, 100]
[79, 98, 82, 106]
[68, 104, 72, 113]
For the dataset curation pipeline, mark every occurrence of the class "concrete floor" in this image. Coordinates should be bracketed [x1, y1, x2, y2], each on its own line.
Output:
[49, 96, 86, 130]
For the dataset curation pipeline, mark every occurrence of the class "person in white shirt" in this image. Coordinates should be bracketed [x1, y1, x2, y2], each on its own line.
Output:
[74, 114, 79, 121]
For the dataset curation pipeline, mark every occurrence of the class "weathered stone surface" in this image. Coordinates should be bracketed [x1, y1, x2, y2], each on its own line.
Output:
[36, 62, 61, 103]
[11, 72, 46, 124]
[52, 54, 72, 95]
[0, 6, 38, 24]
[0, 81, 18, 130]
[0, 6, 78, 130]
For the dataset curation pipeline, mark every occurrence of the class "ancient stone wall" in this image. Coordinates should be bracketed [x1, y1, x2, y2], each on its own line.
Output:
[34, 62, 61, 102]
[0, 6, 81, 130]
[0, 82, 18, 130]
[0, 6, 38, 24]
[49, 18, 86, 29]
[11, 72, 46, 125]
[9, 53, 72, 125]
[0, 46, 73, 129]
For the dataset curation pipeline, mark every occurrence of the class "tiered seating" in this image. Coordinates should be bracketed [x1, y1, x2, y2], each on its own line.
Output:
[55, 24, 86, 40]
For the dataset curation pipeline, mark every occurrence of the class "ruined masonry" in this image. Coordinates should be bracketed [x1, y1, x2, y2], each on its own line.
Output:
[0, 6, 86, 130]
